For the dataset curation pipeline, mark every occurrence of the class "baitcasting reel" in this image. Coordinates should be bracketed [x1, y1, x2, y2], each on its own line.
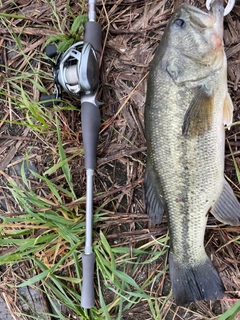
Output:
[41, 41, 99, 104]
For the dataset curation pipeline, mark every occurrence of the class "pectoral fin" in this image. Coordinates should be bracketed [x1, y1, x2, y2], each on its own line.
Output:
[144, 161, 166, 224]
[210, 179, 240, 226]
[223, 92, 233, 126]
[182, 87, 214, 137]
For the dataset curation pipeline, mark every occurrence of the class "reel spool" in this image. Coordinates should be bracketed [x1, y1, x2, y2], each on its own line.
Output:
[58, 41, 99, 94]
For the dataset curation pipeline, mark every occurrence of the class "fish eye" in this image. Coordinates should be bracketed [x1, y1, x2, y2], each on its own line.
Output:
[173, 19, 186, 29]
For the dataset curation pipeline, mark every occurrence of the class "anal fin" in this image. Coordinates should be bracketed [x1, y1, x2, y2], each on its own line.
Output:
[210, 179, 240, 226]
[144, 161, 166, 224]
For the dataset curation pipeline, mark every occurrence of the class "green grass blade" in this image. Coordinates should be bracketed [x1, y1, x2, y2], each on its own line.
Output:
[55, 115, 76, 198]
[228, 140, 240, 184]
[219, 300, 240, 320]
[17, 269, 50, 287]
[99, 231, 116, 269]
[96, 267, 111, 320]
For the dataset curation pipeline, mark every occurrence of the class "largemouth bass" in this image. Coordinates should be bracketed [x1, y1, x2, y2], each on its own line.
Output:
[144, 0, 240, 306]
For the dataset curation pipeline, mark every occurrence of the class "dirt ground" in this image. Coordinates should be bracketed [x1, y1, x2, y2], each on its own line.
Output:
[0, 0, 240, 319]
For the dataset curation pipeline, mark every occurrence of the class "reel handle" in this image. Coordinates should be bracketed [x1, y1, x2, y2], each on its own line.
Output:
[40, 94, 58, 107]
[45, 44, 57, 58]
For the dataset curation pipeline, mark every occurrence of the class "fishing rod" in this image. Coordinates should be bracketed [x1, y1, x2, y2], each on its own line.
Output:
[80, 0, 101, 309]
[41, 0, 102, 309]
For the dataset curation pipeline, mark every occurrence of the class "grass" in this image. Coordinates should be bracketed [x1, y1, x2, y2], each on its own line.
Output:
[0, 0, 240, 319]
[0, 163, 169, 319]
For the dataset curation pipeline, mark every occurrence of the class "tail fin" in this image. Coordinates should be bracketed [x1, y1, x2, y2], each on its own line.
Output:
[169, 253, 224, 305]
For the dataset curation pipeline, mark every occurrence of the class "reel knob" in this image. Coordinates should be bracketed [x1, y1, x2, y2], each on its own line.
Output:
[46, 44, 57, 59]
[40, 94, 58, 107]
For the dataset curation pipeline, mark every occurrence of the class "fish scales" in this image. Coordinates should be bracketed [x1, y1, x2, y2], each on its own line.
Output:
[146, 67, 224, 262]
[144, 0, 240, 306]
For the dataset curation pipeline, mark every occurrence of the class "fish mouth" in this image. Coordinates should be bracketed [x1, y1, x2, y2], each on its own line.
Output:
[179, 1, 224, 30]
[207, 0, 224, 39]
[178, 1, 224, 41]
[178, 5, 216, 29]
[208, 0, 224, 20]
